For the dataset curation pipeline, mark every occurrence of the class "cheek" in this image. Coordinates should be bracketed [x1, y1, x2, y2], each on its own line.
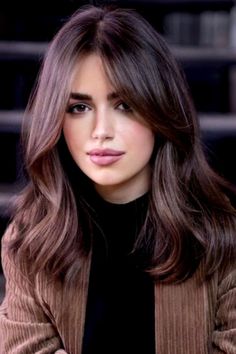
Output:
[141, 134, 155, 163]
[126, 122, 155, 154]
[63, 121, 84, 153]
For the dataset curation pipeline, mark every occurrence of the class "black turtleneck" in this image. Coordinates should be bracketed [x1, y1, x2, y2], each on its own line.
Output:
[82, 192, 155, 354]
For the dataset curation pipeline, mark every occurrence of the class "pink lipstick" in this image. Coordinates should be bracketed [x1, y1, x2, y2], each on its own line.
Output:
[88, 149, 125, 166]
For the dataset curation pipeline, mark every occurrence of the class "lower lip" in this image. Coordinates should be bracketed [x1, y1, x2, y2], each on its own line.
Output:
[89, 154, 123, 166]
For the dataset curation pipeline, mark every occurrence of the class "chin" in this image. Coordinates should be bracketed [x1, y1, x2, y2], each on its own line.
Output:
[92, 178, 122, 187]
[85, 170, 124, 186]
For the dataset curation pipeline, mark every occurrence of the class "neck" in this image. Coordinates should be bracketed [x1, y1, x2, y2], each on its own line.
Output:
[94, 170, 151, 204]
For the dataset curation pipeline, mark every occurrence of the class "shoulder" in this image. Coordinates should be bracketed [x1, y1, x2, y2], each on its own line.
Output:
[1, 222, 18, 261]
[1, 222, 30, 284]
[1, 222, 17, 243]
[1, 223, 16, 257]
[218, 261, 236, 294]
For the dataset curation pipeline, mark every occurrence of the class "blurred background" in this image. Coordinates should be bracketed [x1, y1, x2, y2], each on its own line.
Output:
[1, 0, 236, 301]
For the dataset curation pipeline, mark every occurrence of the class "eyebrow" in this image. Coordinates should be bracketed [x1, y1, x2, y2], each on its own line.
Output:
[69, 91, 120, 101]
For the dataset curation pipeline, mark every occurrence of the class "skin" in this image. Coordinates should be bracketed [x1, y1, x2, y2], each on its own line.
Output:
[63, 54, 155, 204]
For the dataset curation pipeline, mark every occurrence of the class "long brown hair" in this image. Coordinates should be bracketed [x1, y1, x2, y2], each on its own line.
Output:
[8, 5, 236, 283]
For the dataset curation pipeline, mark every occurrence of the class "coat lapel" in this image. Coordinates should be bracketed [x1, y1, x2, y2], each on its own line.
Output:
[154, 265, 217, 354]
[37, 256, 218, 354]
[35, 255, 91, 354]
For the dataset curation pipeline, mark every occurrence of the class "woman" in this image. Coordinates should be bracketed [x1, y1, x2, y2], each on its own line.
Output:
[0, 5, 235, 354]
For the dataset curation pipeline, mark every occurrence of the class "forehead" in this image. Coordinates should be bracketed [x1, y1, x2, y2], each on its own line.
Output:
[71, 53, 112, 92]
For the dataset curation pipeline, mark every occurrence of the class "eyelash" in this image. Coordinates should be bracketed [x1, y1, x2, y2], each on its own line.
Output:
[116, 102, 133, 113]
[66, 103, 90, 114]
[66, 101, 133, 115]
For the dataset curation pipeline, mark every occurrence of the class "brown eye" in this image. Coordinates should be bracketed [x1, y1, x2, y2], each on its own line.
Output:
[116, 102, 132, 113]
[67, 103, 91, 114]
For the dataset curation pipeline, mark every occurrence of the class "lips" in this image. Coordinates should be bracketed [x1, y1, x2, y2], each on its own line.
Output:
[87, 149, 125, 166]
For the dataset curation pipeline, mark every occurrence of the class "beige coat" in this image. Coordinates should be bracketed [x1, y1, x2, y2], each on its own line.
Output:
[0, 226, 236, 354]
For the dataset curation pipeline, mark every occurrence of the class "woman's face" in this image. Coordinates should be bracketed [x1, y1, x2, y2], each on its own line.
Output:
[63, 54, 154, 203]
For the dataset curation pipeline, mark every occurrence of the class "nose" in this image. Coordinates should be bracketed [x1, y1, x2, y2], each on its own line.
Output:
[91, 109, 114, 141]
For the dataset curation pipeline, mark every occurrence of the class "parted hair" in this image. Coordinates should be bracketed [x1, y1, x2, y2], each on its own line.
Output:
[8, 5, 236, 283]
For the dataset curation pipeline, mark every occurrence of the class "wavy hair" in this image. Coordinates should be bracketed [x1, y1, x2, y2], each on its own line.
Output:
[9, 5, 236, 283]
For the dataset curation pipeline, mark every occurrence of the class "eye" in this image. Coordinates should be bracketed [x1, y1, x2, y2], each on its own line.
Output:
[66, 103, 91, 114]
[116, 101, 133, 113]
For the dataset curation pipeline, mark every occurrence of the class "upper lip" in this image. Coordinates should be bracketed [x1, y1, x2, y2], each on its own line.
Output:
[87, 149, 125, 156]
